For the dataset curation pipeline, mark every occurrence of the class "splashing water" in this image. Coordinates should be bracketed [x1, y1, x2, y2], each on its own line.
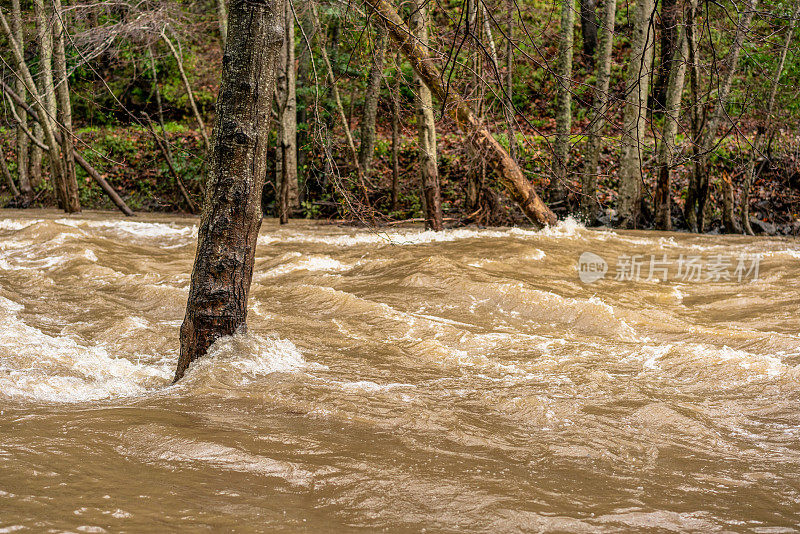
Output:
[1, 210, 800, 532]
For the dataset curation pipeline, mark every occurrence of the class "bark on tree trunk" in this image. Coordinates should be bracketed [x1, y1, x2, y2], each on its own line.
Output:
[548, 0, 575, 208]
[580, 0, 598, 63]
[411, 0, 442, 231]
[217, 0, 228, 47]
[742, 0, 798, 235]
[276, 0, 298, 217]
[617, 0, 655, 229]
[175, 0, 284, 382]
[358, 22, 388, 174]
[654, 3, 688, 231]
[10, 0, 31, 201]
[580, 0, 616, 222]
[651, 0, 678, 112]
[365, 0, 556, 227]
[52, 0, 80, 212]
[162, 29, 212, 153]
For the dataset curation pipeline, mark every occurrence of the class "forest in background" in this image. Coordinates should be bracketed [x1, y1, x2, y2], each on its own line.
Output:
[1, 0, 799, 234]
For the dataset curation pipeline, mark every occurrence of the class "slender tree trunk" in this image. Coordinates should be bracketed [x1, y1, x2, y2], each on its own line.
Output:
[580, 0, 598, 62]
[175, 0, 284, 382]
[651, 0, 678, 111]
[311, 4, 370, 205]
[505, 0, 518, 162]
[2, 4, 68, 212]
[10, 0, 31, 201]
[276, 0, 298, 218]
[580, 0, 616, 222]
[391, 54, 401, 210]
[411, 0, 442, 231]
[617, 0, 655, 228]
[52, 0, 80, 212]
[217, 0, 228, 47]
[364, 0, 556, 226]
[1, 147, 20, 197]
[35, 0, 75, 211]
[684, 0, 702, 231]
[654, 6, 688, 230]
[548, 0, 575, 208]
[687, 0, 755, 232]
[742, 0, 798, 235]
[162, 29, 212, 153]
[358, 22, 388, 173]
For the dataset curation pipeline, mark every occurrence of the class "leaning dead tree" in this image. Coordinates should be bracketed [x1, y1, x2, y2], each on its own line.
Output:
[175, 0, 284, 381]
[362, 0, 556, 227]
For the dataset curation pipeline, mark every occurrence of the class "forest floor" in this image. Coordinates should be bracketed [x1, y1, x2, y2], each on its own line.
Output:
[2, 123, 799, 235]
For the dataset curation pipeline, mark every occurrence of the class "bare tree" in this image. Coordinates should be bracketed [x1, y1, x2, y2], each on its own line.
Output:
[411, 0, 442, 230]
[684, 0, 756, 233]
[10, 0, 31, 201]
[276, 0, 298, 220]
[548, 0, 575, 208]
[364, 0, 555, 226]
[358, 21, 388, 174]
[53, 0, 78, 204]
[617, 0, 655, 228]
[581, 0, 616, 221]
[741, 1, 799, 235]
[654, 0, 689, 230]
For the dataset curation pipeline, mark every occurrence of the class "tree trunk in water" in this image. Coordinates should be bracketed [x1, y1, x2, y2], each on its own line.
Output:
[359, 23, 388, 174]
[217, 0, 228, 47]
[162, 30, 212, 153]
[10, 0, 31, 201]
[175, 0, 284, 382]
[742, 0, 798, 235]
[363, 0, 556, 227]
[548, 0, 575, 208]
[391, 55, 401, 211]
[617, 0, 655, 229]
[52, 0, 80, 212]
[276, 0, 298, 218]
[2, 4, 68, 211]
[411, 0, 442, 231]
[683, 0, 702, 232]
[686, 0, 755, 232]
[651, 0, 678, 112]
[580, 0, 616, 222]
[580, 0, 598, 63]
[654, 4, 688, 231]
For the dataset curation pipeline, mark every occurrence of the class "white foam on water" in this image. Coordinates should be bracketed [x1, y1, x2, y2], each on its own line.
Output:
[181, 332, 325, 388]
[259, 218, 590, 248]
[0, 219, 43, 231]
[54, 218, 197, 242]
[0, 302, 171, 403]
[262, 255, 352, 277]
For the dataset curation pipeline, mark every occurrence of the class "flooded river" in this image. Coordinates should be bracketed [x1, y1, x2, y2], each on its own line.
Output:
[1, 209, 800, 532]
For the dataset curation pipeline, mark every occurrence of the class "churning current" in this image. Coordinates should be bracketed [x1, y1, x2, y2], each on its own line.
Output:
[1, 209, 800, 532]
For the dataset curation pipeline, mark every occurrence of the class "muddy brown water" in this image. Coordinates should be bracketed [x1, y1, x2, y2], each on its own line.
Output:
[1, 209, 800, 532]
